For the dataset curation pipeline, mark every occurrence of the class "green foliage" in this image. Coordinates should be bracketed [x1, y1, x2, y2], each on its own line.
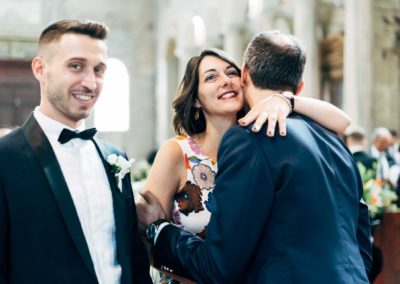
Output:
[358, 162, 398, 218]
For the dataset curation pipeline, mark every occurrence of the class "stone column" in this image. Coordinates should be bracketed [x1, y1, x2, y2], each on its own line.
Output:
[224, 25, 244, 66]
[343, 0, 372, 128]
[155, 0, 169, 146]
[294, 0, 320, 99]
[222, 0, 248, 64]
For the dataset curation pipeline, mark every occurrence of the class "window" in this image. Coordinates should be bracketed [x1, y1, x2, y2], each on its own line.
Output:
[94, 58, 129, 132]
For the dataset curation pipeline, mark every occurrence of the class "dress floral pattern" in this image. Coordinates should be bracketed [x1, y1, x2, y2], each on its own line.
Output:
[172, 135, 217, 236]
[159, 135, 217, 284]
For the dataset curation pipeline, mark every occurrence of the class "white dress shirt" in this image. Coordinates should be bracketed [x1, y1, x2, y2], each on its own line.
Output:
[34, 108, 121, 284]
[370, 145, 390, 180]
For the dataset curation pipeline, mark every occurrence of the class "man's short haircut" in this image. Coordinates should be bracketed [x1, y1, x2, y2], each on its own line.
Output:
[243, 31, 306, 93]
[38, 19, 108, 51]
[345, 126, 367, 144]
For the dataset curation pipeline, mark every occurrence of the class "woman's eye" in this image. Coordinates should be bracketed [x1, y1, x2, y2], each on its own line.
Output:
[205, 74, 216, 81]
[227, 69, 239, 77]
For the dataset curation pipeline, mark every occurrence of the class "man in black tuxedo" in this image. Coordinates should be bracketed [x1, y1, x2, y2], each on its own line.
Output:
[0, 20, 151, 284]
[143, 31, 372, 283]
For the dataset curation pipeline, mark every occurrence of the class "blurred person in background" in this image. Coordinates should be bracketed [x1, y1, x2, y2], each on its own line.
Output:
[345, 126, 377, 171]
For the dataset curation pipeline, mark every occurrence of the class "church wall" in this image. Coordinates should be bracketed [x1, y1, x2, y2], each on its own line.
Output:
[372, 0, 400, 133]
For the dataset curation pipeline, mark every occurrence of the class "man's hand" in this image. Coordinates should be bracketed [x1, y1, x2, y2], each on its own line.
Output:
[238, 93, 292, 137]
[136, 191, 167, 232]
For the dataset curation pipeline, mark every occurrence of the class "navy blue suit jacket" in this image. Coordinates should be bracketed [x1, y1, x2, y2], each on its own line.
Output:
[0, 114, 151, 284]
[153, 114, 372, 284]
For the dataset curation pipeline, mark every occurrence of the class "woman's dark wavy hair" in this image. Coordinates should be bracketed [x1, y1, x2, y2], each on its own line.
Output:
[172, 48, 244, 136]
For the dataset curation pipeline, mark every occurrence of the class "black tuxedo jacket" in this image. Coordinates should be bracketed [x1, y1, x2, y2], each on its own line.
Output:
[153, 114, 372, 284]
[0, 114, 151, 284]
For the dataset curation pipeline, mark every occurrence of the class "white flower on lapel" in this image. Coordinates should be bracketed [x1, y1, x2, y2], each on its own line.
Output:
[107, 154, 135, 192]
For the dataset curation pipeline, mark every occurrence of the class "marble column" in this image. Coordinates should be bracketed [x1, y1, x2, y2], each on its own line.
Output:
[293, 0, 320, 99]
[343, 0, 372, 128]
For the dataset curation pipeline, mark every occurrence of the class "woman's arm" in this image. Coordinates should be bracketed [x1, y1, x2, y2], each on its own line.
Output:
[238, 94, 350, 136]
[136, 139, 186, 226]
[136, 140, 196, 283]
[294, 96, 351, 135]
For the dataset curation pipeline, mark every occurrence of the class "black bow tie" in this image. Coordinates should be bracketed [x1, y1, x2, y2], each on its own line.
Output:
[58, 128, 97, 144]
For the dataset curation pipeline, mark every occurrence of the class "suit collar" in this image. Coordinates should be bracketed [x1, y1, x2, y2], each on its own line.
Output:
[22, 113, 97, 280]
[92, 138, 133, 199]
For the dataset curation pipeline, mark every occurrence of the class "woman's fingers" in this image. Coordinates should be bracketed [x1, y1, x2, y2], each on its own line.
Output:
[266, 113, 278, 137]
[238, 107, 259, 126]
[238, 94, 291, 136]
[277, 111, 287, 136]
[252, 112, 269, 132]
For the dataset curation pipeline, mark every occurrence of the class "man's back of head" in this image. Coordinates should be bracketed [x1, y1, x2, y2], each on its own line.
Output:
[243, 30, 306, 94]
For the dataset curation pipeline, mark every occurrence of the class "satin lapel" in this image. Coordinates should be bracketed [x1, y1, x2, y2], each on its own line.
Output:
[22, 113, 97, 279]
[92, 138, 131, 277]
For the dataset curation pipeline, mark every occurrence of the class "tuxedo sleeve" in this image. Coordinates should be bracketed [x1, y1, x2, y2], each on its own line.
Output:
[0, 183, 9, 284]
[153, 126, 275, 283]
[131, 225, 152, 283]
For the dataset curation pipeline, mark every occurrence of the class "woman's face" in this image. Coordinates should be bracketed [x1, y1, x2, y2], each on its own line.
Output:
[197, 55, 244, 119]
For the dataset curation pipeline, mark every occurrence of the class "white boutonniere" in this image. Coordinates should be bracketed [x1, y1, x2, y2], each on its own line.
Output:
[107, 154, 135, 192]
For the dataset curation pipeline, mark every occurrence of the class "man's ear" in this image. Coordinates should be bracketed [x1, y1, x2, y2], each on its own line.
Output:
[31, 56, 45, 81]
[295, 80, 304, 96]
[241, 63, 248, 87]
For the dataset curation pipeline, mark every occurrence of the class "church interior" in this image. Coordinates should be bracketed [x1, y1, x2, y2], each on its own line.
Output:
[0, 0, 399, 283]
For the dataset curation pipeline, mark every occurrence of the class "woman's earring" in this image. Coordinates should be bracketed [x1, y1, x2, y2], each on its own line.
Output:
[194, 108, 200, 120]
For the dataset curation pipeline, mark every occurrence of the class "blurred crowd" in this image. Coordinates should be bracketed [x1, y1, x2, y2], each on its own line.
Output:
[345, 126, 400, 196]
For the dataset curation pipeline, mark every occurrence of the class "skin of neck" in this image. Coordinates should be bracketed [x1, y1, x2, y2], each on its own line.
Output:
[193, 112, 237, 161]
[241, 64, 282, 109]
[244, 83, 281, 108]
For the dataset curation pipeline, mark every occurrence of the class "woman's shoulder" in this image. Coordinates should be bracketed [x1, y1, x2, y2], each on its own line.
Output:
[157, 136, 186, 162]
[169, 135, 194, 155]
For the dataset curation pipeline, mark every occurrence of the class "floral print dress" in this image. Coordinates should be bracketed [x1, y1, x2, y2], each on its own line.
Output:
[159, 135, 217, 283]
[172, 135, 217, 237]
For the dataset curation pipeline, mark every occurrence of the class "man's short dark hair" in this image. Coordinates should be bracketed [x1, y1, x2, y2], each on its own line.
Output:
[243, 31, 306, 93]
[38, 19, 108, 50]
[345, 127, 366, 144]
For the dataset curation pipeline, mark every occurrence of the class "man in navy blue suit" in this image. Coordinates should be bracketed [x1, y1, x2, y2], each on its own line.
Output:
[144, 30, 372, 283]
[0, 20, 151, 284]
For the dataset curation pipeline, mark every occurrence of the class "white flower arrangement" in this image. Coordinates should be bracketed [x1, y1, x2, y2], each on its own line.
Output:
[107, 154, 135, 192]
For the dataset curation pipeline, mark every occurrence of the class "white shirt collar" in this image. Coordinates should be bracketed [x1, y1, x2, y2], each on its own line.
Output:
[33, 107, 86, 143]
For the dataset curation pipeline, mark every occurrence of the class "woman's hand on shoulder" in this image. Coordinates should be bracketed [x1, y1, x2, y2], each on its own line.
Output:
[238, 94, 291, 137]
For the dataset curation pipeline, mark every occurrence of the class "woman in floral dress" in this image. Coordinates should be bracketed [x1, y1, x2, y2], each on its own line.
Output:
[139, 48, 350, 283]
